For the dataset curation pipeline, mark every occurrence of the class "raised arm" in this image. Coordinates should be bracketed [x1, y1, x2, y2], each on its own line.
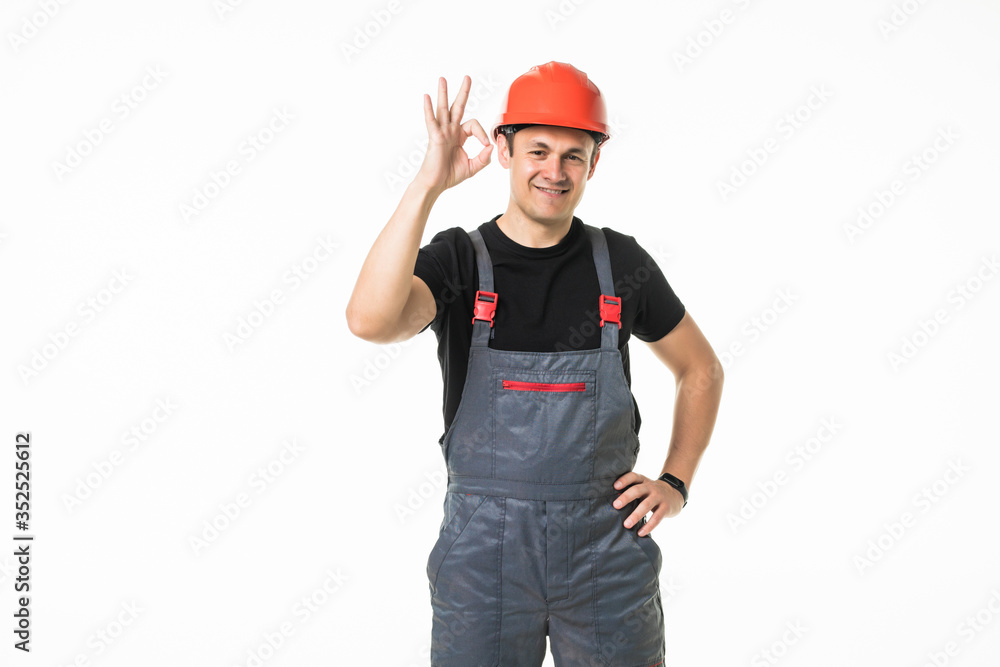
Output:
[346, 75, 494, 344]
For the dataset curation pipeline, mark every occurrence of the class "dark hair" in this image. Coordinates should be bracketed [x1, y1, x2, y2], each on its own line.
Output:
[499, 124, 604, 167]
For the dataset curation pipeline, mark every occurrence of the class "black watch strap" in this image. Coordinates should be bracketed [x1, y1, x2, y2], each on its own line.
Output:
[657, 472, 689, 507]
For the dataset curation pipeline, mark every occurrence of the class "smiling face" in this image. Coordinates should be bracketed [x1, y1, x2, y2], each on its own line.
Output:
[497, 124, 601, 229]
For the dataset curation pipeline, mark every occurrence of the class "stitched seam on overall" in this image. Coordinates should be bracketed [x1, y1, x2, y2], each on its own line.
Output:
[564, 501, 572, 603]
[611, 348, 638, 438]
[428, 495, 487, 592]
[590, 355, 603, 481]
[589, 500, 616, 667]
[440, 345, 480, 460]
[624, 645, 665, 667]
[493, 496, 506, 666]
[490, 360, 496, 480]
[450, 475, 620, 488]
[627, 522, 660, 583]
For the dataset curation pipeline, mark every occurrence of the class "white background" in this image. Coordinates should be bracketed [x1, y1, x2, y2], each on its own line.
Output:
[2, 0, 999, 665]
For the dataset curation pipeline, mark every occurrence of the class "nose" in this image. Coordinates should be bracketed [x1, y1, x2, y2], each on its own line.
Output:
[540, 154, 565, 184]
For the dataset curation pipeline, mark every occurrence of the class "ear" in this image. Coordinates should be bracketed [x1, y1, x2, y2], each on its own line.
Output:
[496, 132, 512, 170]
[587, 148, 601, 179]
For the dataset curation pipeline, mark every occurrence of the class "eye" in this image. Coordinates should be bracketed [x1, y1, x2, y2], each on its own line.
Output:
[567, 155, 582, 161]
[530, 151, 544, 156]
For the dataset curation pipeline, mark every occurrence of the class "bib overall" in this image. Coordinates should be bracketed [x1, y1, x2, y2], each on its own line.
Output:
[426, 224, 665, 667]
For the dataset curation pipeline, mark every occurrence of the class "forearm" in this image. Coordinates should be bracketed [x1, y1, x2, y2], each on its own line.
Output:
[658, 363, 724, 491]
[346, 180, 440, 339]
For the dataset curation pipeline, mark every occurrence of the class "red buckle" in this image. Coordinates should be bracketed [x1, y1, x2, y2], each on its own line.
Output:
[599, 294, 621, 328]
[472, 290, 498, 327]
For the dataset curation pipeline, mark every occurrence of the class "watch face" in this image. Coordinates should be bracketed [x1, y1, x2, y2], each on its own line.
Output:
[659, 474, 688, 501]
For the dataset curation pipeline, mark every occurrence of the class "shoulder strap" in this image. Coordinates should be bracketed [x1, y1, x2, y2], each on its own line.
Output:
[583, 224, 620, 351]
[467, 228, 494, 347]
[467, 224, 620, 350]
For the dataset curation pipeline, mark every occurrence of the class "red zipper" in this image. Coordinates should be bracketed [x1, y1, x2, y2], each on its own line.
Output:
[502, 380, 586, 392]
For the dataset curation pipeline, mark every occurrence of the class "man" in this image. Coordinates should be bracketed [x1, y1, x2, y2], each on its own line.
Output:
[347, 62, 723, 667]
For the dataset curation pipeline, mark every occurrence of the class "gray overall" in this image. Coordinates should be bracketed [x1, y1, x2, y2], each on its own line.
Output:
[426, 224, 665, 667]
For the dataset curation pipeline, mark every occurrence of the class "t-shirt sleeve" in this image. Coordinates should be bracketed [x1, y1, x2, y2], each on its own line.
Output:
[632, 242, 686, 343]
[413, 227, 462, 334]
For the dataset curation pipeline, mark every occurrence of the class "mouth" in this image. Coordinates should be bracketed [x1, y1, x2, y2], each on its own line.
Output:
[535, 185, 569, 198]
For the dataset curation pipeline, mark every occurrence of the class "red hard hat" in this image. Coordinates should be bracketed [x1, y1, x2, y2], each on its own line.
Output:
[491, 61, 610, 145]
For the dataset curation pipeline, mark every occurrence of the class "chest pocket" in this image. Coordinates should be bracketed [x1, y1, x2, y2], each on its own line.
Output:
[492, 368, 597, 483]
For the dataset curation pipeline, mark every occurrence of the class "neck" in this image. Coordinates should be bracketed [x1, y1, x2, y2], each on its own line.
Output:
[496, 207, 572, 249]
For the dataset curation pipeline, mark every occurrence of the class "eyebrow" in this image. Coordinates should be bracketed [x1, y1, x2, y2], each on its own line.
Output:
[524, 140, 588, 156]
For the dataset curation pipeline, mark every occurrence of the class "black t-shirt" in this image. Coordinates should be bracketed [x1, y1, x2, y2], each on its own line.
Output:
[414, 214, 686, 445]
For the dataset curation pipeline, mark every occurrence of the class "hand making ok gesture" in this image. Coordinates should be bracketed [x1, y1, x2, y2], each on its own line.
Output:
[413, 75, 494, 197]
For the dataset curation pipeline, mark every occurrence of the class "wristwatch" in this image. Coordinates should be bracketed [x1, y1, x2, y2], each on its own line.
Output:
[657, 472, 688, 507]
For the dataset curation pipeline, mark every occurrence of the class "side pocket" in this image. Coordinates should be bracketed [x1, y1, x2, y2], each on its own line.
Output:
[426, 493, 487, 594]
[630, 516, 662, 578]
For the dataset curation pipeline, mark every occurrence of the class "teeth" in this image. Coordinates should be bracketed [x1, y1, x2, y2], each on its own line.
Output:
[537, 187, 565, 194]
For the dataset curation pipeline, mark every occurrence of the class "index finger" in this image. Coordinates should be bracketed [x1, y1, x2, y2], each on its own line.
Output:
[423, 94, 439, 134]
[614, 471, 641, 490]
